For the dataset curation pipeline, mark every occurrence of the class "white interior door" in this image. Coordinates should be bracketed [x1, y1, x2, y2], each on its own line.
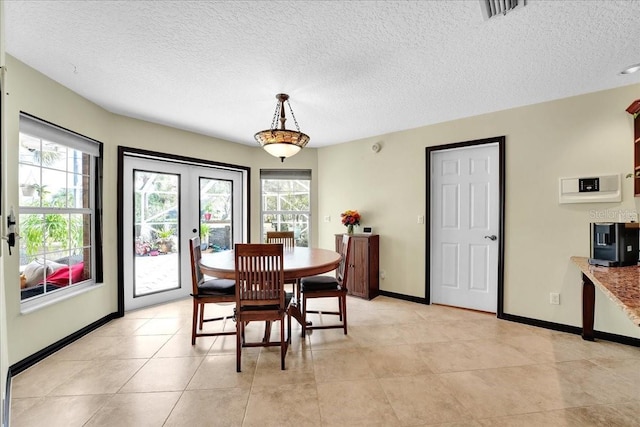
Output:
[122, 157, 244, 311]
[430, 143, 499, 312]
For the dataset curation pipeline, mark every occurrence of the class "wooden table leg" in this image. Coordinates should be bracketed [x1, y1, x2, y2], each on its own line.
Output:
[263, 321, 272, 343]
[582, 273, 595, 341]
[288, 298, 312, 327]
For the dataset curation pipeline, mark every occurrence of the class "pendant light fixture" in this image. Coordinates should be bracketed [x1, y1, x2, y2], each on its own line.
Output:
[254, 93, 310, 162]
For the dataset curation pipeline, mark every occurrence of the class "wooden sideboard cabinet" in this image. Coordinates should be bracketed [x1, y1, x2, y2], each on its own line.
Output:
[335, 234, 379, 299]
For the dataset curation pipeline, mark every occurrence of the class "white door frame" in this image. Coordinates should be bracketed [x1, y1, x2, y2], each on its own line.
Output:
[425, 137, 505, 316]
[116, 147, 249, 315]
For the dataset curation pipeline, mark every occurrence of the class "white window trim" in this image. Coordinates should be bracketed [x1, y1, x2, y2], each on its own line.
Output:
[18, 113, 102, 309]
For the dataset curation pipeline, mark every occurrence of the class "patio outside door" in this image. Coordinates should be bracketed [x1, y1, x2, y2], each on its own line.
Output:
[122, 156, 244, 311]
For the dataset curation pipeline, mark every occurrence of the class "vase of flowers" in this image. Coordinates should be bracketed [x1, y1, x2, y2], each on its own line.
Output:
[341, 210, 361, 234]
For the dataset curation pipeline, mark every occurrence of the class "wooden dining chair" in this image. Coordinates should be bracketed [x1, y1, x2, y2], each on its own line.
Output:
[234, 243, 290, 372]
[265, 231, 295, 248]
[299, 234, 352, 336]
[266, 230, 300, 299]
[189, 237, 236, 345]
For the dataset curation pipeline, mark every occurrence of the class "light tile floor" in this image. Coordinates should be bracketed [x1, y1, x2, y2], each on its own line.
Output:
[9, 296, 640, 426]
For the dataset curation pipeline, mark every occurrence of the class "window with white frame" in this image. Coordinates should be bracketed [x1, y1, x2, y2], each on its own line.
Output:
[260, 169, 311, 247]
[18, 113, 103, 306]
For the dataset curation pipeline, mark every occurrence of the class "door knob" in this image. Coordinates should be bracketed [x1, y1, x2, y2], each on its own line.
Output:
[484, 235, 497, 241]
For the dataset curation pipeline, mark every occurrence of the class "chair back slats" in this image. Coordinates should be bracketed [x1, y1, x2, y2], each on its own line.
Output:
[189, 237, 204, 293]
[266, 231, 295, 248]
[337, 235, 352, 287]
[235, 243, 285, 308]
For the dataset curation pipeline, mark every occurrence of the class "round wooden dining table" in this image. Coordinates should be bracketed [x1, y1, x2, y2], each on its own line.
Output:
[200, 247, 341, 327]
[199, 247, 341, 281]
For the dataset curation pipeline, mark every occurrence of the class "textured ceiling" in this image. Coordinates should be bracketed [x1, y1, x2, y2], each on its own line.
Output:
[4, 0, 640, 148]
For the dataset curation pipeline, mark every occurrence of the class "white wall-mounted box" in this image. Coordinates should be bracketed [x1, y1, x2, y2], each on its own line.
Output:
[559, 174, 621, 204]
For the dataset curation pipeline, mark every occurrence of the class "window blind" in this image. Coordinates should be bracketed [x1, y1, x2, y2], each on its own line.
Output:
[260, 169, 311, 180]
[19, 113, 101, 157]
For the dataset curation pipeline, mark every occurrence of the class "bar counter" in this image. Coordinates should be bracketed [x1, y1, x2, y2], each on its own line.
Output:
[571, 256, 640, 340]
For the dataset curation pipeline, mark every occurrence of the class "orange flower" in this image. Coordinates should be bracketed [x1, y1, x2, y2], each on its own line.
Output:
[340, 210, 361, 226]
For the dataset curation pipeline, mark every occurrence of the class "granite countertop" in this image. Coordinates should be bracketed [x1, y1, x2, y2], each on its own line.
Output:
[571, 256, 640, 327]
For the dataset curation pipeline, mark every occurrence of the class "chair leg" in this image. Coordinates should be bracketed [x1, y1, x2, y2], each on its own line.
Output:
[280, 316, 286, 370]
[342, 294, 348, 335]
[199, 303, 205, 330]
[191, 299, 198, 345]
[287, 310, 292, 344]
[236, 318, 242, 372]
[338, 297, 343, 321]
[301, 294, 307, 337]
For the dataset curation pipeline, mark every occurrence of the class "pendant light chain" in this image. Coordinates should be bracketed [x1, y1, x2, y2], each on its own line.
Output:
[286, 100, 302, 133]
[269, 100, 281, 130]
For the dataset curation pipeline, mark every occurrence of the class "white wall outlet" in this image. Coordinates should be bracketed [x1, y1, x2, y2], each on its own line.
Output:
[380, 270, 386, 280]
[324, 215, 331, 222]
[550, 292, 560, 305]
[417, 215, 424, 224]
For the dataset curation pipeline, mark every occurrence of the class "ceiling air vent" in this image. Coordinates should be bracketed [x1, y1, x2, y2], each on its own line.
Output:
[479, 0, 526, 20]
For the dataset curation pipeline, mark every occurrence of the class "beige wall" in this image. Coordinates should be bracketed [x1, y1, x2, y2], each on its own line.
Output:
[3, 56, 116, 363]
[2, 56, 318, 365]
[317, 83, 640, 339]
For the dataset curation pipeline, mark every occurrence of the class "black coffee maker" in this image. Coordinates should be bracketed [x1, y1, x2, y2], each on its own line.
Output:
[589, 222, 639, 267]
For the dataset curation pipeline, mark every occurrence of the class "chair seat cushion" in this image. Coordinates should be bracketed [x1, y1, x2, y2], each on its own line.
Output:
[198, 278, 235, 296]
[301, 275, 339, 292]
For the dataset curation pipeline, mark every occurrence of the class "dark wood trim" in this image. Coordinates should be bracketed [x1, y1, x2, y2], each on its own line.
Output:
[118, 147, 251, 173]
[497, 139, 506, 318]
[378, 290, 428, 304]
[3, 369, 10, 427]
[117, 146, 126, 316]
[592, 330, 640, 347]
[502, 312, 640, 347]
[94, 148, 104, 283]
[502, 313, 583, 335]
[425, 136, 506, 315]
[8, 313, 117, 376]
[116, 146, 251, 315]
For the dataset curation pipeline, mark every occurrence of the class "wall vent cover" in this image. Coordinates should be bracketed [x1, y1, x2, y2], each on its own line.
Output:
[480, 0, 526, 20]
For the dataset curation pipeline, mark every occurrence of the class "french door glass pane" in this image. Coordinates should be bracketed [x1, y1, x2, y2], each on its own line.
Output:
[133, 170, 180, 297]
[200, 178, 232, 252]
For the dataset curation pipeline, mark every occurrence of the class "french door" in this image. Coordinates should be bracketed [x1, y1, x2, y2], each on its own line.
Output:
[122, 156, 245, 310]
